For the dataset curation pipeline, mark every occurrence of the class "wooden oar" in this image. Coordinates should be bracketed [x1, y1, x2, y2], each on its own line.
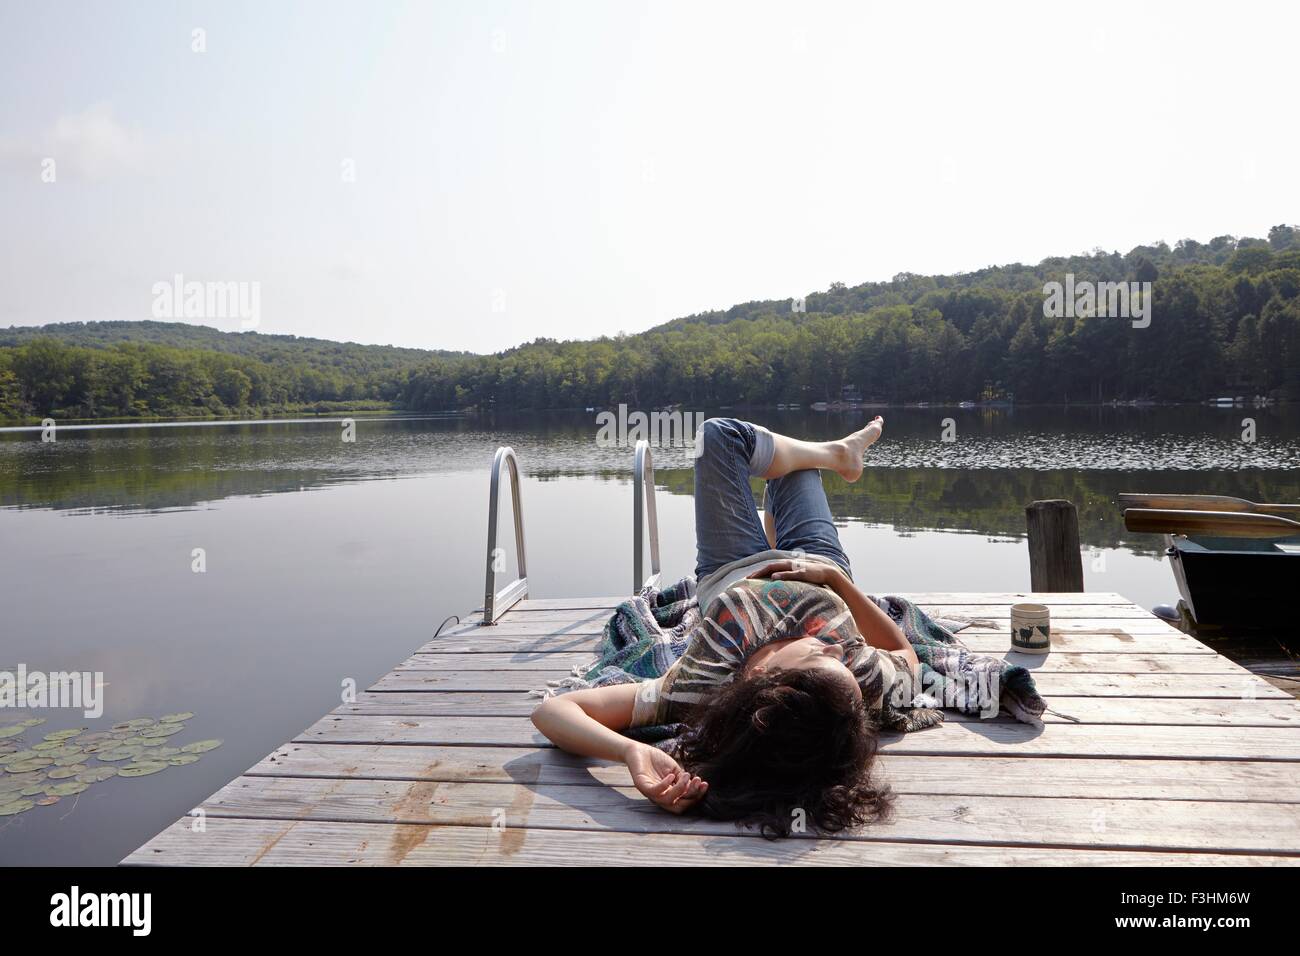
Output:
[1123, 508, 1300, 538]
[1118, 493, 1300, 517]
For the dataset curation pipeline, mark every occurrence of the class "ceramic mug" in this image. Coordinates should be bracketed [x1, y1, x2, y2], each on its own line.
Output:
[1010, 603, 1051, 654]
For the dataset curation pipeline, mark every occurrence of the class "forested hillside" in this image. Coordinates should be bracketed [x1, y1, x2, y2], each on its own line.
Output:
[403, 226, 1300, 410]
[0, 323, 460, 421]
[3, 227, 1298, 422]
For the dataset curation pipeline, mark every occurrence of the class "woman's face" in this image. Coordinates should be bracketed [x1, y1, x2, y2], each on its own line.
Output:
[747, 637, 863, 702]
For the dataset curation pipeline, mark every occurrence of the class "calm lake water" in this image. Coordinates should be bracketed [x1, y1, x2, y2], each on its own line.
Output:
[2, 405, 1298, 865]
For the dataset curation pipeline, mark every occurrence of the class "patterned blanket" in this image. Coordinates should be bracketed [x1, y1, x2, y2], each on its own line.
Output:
[540, 577, 1048, 743]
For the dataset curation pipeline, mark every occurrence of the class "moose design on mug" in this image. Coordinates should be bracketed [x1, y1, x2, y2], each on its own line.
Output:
[1010, 603, 1051, 654]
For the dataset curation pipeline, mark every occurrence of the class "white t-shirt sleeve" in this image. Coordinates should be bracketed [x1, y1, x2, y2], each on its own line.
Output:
[628, 676, 667, 728]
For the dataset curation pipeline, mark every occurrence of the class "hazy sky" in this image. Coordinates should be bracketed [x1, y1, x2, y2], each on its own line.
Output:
[2, 0, 1296, 353]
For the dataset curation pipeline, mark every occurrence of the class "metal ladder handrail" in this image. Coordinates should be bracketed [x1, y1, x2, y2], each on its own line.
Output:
[633, 439, 662, 593]
[482, 446, 528, 625]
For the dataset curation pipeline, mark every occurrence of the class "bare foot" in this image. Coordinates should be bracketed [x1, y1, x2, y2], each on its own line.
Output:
[832, 416, 883, 482]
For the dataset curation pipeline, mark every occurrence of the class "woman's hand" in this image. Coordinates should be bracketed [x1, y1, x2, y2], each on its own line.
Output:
[746, 559, 847, 590]
[625, 743, 707, 814]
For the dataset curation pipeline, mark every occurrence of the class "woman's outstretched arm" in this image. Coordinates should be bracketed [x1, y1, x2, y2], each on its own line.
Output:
[831, 575, 921, 673]
[531, 684, 708, 813]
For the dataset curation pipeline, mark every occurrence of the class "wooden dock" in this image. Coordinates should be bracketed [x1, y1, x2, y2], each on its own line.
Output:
[125, 591, 1300, 865]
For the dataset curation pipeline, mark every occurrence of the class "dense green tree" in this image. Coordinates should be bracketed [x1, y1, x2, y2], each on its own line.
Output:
[215, 367, 253, 407]
[0, 360, 23, 420]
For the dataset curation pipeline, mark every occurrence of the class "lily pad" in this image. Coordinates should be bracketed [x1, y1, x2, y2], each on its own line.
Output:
[46, 765, 88, 779]
[75, 767, 117, 784]
[30, 740, 66, 752]
[52, 751, 87, 767]
[138, 724, 185, 738]
[20, 783, 49, 797]
[0, 749, 39, 766]
[36, 795, 60, 806]
[20, 718, 46, 728]
[167, 754, 200, 766]
[0, 725, 26, 740]
[181, 739, 223, 754]
[96, 748, 140, 763]
[44, 780, 89, 796]
[113, 718, 156, 731]
[0, 770, 44, 787]
[42, 728, 86, 742]
[118, 761, 168, 777]
[5, 758, 53, 773]
[159, 712, 194, 723]
[76, 732, 116, 744]
[0, 799, 34, 815]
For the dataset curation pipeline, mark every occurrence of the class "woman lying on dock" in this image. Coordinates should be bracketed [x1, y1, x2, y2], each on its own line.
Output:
[532, 416, 920, 837]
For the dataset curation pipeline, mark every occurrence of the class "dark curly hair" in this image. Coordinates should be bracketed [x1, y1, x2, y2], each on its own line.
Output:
[672, 666, 893, 838]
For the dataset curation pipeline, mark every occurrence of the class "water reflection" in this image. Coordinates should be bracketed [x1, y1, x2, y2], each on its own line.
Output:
[2, 409, 1296, 557]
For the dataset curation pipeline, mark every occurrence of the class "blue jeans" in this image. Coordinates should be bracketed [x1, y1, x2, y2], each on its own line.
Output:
[693, 418, 852, 580]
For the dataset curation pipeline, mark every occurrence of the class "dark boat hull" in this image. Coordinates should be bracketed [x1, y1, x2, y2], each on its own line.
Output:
[1167, 535, 1299, 628]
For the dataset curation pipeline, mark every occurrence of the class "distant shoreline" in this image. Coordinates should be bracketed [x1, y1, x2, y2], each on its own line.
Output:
[0, 409, 453, 433]
[2, 399, 1291, 432]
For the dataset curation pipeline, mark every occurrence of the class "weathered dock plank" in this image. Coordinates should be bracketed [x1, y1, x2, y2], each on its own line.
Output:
[426, 629, 1216, 654]
[244, 744, 1300, 803]
[391, 650, 1252, 674]
[339, 691, 1300, 726]
[155, 775, 1300, 855]
[448, 604, 1197, 627]
[291, 713, 1300, 761]
[496, 593, 1140, 611]
[125, 818, 1300, 867]
[440, 617, 1201, 637]
[369, 668, 1288, 698]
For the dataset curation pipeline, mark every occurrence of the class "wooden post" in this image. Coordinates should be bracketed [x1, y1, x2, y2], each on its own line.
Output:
[1025, 499, 1084, 592]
